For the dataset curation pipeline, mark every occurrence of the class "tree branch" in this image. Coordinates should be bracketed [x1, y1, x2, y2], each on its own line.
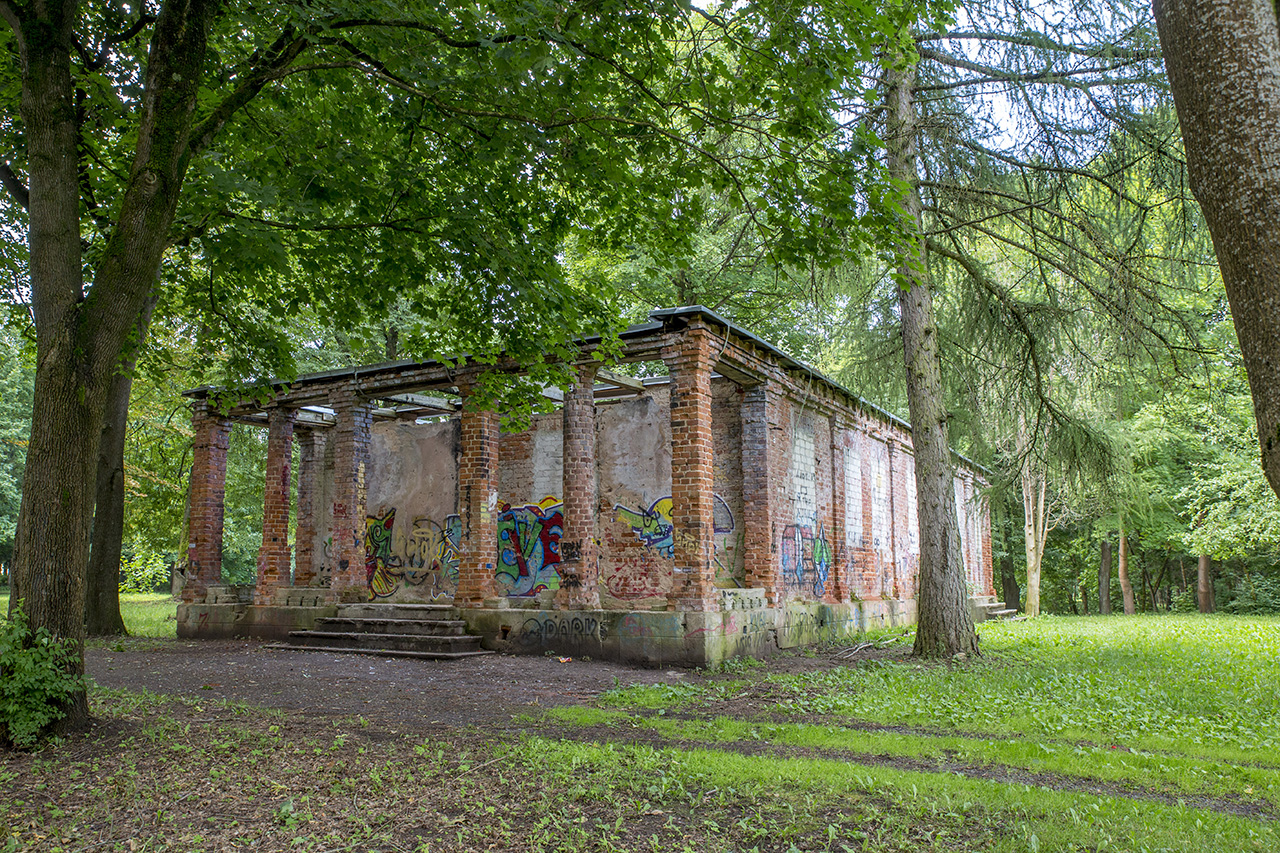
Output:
[0, 160, 29, 209]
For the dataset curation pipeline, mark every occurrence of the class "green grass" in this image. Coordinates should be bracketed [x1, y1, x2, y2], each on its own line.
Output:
[0, 589, 176, 638]
[4, 610, 1279, 851]
[575, 614, 1280, 851]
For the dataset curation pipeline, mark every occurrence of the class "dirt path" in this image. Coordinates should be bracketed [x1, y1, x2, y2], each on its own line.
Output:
[86, 639, 687, 728]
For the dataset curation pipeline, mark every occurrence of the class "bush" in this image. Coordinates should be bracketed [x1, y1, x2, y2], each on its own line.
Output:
[119, 546, 172, 594]
[1223, 574, 1280, 615]
[1169, 586, 1198, 613]
[0, 603, 83, 749]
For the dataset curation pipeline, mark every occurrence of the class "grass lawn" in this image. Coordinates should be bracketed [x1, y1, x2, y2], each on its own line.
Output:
[0, 589, 177, 638]
[2, 613, 1278, 851]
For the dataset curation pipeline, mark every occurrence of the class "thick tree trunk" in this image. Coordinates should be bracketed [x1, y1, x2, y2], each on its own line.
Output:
[1117, 525, 1135, 614]
[6, 0, 217, 735]
[1099, 540, 1113, 615]
[1080, 583, 1089, 615]
[1154, 1, 1280, 500]
[886, 58, 978, 659]
[6, 0, 94, 729]
[85, 292, 158, 636]
[1197, 553, 1215, 613]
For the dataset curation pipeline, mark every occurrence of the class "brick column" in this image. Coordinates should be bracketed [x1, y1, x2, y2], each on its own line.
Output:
[255, 407, 297, 604]
[329, 385, 373, 601]
[455, 380, 500, 607]
[829, 415, 850, 603]
[293, 430, 326, 588]
[185, 402, 232, 603]
[556, 363, 600, 609]
[741, 382, 781, 604]
[665, 328, 719, 612]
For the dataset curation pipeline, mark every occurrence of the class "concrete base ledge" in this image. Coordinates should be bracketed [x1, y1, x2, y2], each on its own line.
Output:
[462, 597, 918, 667]
[177, 602, 336, 641]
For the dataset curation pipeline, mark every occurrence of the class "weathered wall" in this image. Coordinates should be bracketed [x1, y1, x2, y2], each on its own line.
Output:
[597, 387, 674, 607]
[361, 419, 460, 601]
[496, 412, 564, 598]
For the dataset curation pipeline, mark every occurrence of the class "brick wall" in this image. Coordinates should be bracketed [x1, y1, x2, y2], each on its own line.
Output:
[254, 407, 296, 604]
[293, 430, 325, 587]
[184, 403, 231, 603]
[329, 384, 373, 600]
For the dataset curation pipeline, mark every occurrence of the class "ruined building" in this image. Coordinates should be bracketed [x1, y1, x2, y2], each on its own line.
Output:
[178, 307, 995, 665]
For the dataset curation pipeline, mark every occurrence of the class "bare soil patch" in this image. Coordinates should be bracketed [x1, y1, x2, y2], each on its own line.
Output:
[86, 639, 691, 728]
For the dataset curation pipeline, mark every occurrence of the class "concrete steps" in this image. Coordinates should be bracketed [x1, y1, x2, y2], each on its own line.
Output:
[972, 598, 1021, 622]
[268, 602, 492, 660]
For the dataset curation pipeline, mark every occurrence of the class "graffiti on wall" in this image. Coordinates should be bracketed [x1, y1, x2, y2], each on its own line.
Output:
[496, 496, 563, 597]
[364, 508, 461, 600]
[614, 495, 735, 559]
[783, 417, 832, 598]
[781, 522, 833, 598]
[608, 494, 738, 598]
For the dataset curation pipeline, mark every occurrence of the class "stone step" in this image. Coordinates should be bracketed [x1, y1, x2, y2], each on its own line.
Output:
[990, 608, 1020, 618]
[336, 603, 457, 622]
[285, 630, 484, 654]
[312, 617, 469, 637]
[266, 643, 493, 661]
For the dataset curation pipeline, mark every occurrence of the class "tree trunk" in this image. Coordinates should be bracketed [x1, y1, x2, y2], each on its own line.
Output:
[996, 493, 1020, 610]
[885, 57, 978, 659]
[1153, 1, 1280, 501]
[1000, 551, 1019, 612]
[1118, 524, 1135, 614]
[85, 290, 158, 636]
[1081, 583, 1090, 615]
[7, 0, 94, 730]
[1151, 557, 1169, 612]
[6, 0, 218, 735]
[1018, 416, 1049, 617]
[1099, 540, 1113, 615]
[1197, 553, 1215, 613]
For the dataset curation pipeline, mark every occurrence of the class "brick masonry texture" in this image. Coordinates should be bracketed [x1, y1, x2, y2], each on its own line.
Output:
[184, 403, 231, 604]
[255, 407, 297, 604]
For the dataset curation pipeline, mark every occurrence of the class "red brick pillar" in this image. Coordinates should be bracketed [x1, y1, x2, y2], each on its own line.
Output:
[455, 380, 500, 607]
[741, 382, 781, 604]
[185, 402, 232, 603]
[293, 430, 326, 588]
[255, 407, 297, 604]
[829, 415, 850, 603]
[665, 328, 719, 612]
[980, 488, 995, 596]
[329, 385, 373, 601]
[556, 363, 600, 609]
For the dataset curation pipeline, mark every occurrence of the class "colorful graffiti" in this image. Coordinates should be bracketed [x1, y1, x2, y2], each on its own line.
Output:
[613, 494, 735, 560]
[366, 509, 399, 597]
[496, 496, 563, 597]
[609, 494, 739, 597]
[364, 508, 461, 600]
[781, 522, 833, 598]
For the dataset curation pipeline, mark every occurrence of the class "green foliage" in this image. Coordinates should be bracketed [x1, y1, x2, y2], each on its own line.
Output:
[1222, 575, 1280, 615]
[0, 603, 84, 749]
[118, 547, 171, 595]
[0, 329, 33, 569]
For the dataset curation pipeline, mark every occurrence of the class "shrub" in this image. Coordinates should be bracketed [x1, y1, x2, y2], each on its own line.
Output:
[119, 546, 172, 594]
[1169, 586, 1198, 613]
[1223, 574, 1280, 615]
[0, 603, 83, 749]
